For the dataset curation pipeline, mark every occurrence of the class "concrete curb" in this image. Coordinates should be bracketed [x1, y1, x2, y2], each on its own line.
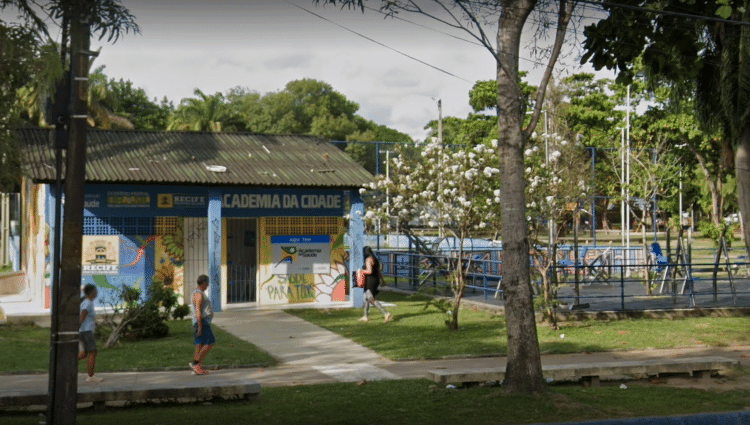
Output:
[536, 410, 750, 425]
[381, 287, 750, 321]
[0, 363, 269, 376]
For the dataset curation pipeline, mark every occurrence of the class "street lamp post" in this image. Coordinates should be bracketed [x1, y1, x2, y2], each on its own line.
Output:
[625, 84, 631, 275]
[619, 128, 625, 246]
[526, 111, 552, 251]
[378, 149, 392, 249]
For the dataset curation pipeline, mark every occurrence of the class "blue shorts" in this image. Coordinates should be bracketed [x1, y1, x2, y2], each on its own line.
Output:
[193, 319, 216, 346]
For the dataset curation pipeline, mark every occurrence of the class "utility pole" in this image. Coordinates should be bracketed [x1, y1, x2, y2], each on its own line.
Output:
[437, 99, 445, 238]
[47, 3, 91, 424]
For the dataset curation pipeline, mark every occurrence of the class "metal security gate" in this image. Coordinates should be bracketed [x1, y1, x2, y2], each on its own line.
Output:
[226, 218, 256, 303]
[183, 217, 208, 302]
[228, 265, 255, 304]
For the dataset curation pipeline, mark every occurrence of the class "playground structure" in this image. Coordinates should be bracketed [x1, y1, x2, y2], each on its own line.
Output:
[376, 226, 749, 311]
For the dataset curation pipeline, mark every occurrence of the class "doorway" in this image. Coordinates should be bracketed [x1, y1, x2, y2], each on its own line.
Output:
[183, 217, 209, 303]
[226, 218, 257, 303]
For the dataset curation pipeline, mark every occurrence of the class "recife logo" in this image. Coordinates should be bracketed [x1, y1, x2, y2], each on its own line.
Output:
[277, 246, 298, 266]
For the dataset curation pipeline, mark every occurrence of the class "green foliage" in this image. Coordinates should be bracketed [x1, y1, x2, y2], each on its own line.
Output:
[106, 78, 174, 129]
[468, 80, 497, 112]
[222, 80, 413, 172]
[582, 0, 750, 144]
[430, 74, 537, 146]
[106, 281, 189, 344]
[168, 89, 241, 132]
[697, 221, 740, 247]
[0, 22, 45, 192]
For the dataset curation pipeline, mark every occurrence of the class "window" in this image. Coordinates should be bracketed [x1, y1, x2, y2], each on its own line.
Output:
[83, 216, 154, 236]
[264, 217, 341, 235]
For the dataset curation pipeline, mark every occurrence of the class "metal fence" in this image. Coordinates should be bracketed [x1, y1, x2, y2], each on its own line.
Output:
[376, 246, 750, 311]
[227, 265, 255, 303]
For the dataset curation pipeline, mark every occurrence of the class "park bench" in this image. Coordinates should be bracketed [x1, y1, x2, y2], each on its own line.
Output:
[0, 372, 260, 410]
[426, 356, 738, 387]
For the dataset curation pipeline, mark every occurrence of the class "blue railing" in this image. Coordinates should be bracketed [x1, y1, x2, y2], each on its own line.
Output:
[374, 247, 750, 311]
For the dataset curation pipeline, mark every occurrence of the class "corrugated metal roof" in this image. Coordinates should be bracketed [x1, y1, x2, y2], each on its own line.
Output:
[17, 128, 373, 188]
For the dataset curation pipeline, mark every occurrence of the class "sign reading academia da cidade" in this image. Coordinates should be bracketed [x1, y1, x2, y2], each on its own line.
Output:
[271, 235, 331, 275]
[83, 185, 346, 218]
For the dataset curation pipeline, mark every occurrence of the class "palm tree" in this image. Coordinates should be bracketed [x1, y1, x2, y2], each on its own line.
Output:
[14, 41, 63, 127]
[85, 63, 134, 129]
[167, 89, 238, 132]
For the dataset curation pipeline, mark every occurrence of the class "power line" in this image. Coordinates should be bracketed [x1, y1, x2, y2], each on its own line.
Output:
[284, 0, 473, 83]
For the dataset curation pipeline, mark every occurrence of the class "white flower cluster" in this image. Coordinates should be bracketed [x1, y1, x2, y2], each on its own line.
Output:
[359, 138, 502, 233]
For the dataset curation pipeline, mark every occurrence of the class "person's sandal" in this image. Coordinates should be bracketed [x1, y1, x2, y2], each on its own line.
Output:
[384, 313, 393, 323]
[358, 317, 369, 322]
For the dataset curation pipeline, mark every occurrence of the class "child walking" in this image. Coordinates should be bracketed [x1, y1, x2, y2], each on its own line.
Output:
[78, 284, 102, 383]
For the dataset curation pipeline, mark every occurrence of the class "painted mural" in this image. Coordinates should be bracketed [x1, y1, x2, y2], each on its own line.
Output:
[82, 235, 152, 305]
[19, 182, 44, 308]
[258, 218, 348, 305]
[81, 218, 185, 305]
[154, 218, 185, 295]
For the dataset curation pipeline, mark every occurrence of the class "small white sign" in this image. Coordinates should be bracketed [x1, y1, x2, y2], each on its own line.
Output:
[271, 235, 330, 275]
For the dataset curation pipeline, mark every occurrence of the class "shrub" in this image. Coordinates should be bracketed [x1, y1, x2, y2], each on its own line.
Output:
[102, 280, 190, 348]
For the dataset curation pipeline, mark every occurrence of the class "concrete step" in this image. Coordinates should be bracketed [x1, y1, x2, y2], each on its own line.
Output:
[0, 370, 260, 409]
[427, 356, 740, 385]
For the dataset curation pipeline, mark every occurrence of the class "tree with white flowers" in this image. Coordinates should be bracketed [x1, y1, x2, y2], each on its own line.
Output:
[364, 139, 501, 330]
[524, 131, 589, 327]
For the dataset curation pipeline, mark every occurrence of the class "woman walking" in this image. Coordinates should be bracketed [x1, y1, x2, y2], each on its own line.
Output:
[359, 246, 393, 323]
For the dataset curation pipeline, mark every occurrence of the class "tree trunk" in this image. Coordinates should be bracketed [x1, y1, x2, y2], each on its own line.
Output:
[448, 235, 465, 330]
[688, 142, 723, 226]
[496, 0, 545, 394]
[601, 198, 610, 230]
[736, 126, 750, 255]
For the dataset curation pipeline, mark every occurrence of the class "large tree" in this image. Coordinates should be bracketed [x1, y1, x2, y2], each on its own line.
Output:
[226, 80, 412, 172]
[316, 0, 578, 393]
[0, 22, 52, 191]
[582, 0, 750, 254]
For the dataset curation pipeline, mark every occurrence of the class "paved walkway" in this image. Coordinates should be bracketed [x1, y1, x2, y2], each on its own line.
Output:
[4, 307, 750, 401]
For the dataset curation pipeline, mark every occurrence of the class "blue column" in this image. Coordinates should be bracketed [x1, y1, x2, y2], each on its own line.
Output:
[349, 192, 365, 308]
[46, 185, 58, 308]
[208, 190, 222, 312]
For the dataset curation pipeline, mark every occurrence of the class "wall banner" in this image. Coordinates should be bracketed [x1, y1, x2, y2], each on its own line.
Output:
[81, 235, 120, 275]
[271, 235, 330, 275]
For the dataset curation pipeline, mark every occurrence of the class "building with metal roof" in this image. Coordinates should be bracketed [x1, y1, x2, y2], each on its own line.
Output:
[9, 129, 371, 315]
[19, 128, 372, 188]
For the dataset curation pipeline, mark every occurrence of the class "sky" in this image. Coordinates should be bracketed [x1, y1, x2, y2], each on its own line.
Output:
[18, 0, 613, 140]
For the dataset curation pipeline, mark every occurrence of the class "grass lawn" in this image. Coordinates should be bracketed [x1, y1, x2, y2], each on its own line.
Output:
[5, 379, 750, 425]
[287, 292, 750, 360]
[0, 320, 276, 374]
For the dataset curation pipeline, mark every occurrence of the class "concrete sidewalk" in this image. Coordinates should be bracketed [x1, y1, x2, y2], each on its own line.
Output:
[212, 307, 750, 380]
[4, 307, 750, 407]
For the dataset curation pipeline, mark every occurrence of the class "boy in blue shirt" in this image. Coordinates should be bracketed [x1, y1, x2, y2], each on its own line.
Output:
[78, 284, 102, 383]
